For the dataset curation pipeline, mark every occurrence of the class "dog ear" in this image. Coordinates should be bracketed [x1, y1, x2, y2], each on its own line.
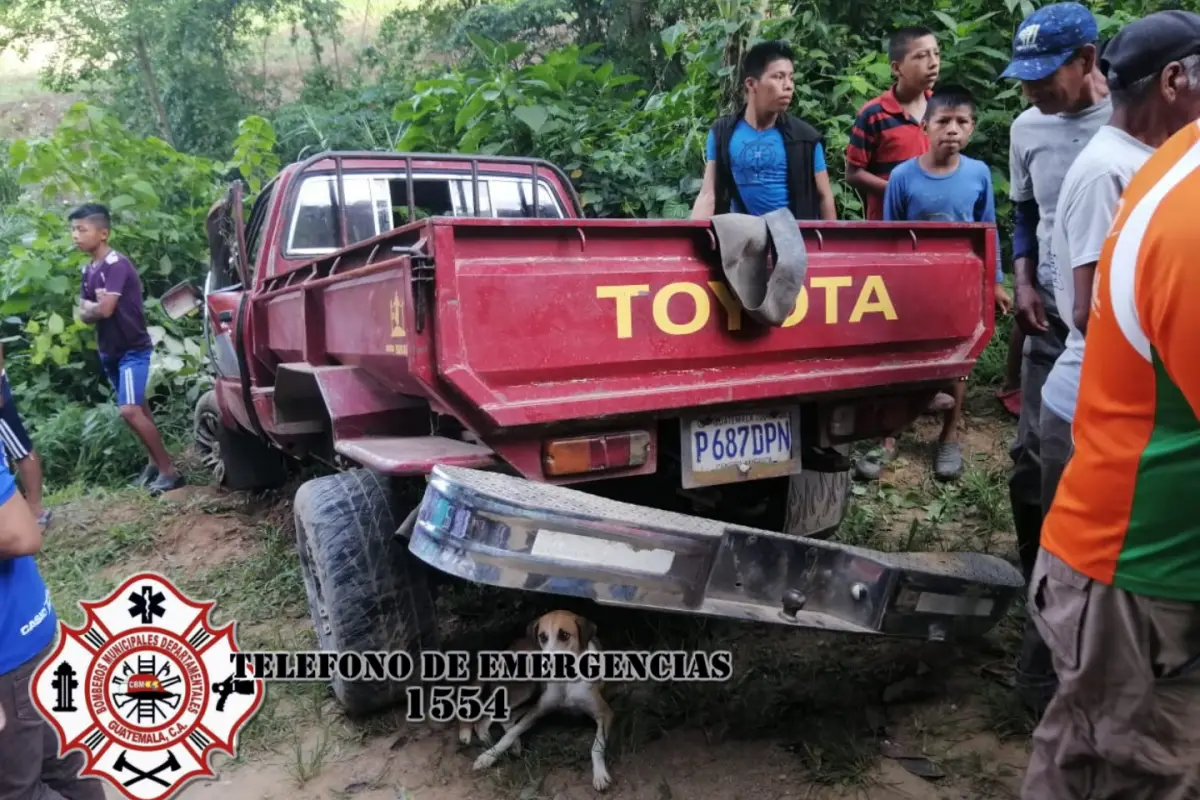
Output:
[575, 614, 596, 649]
[526, 618, 540, 644]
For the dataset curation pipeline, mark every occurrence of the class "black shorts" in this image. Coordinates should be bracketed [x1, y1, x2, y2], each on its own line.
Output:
[0, 375, 34, 462]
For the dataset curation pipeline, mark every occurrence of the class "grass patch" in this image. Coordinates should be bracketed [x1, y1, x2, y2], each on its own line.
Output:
[37, 483, 329, 762]
[33, 397, 1025, 794]
[37, 489, 165, 624]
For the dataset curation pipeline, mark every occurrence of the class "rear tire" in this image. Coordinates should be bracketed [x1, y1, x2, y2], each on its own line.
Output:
[293, 468, 438, 717]
[193, 389, 289, 491]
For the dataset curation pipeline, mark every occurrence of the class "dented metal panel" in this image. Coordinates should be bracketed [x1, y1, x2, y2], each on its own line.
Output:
[411, 465, 1023, 640]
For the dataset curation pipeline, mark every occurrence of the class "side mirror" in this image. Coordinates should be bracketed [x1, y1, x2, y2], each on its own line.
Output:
[161, 280, 203, 321]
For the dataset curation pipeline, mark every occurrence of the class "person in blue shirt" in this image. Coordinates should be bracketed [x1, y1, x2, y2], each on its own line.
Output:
[882, 84, 1012, 481]
[0, 447, 103, 798]
[691, 40, 837, 221]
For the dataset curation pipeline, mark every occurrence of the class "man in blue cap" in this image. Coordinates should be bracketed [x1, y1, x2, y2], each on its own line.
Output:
[999, 1, 1112, 716]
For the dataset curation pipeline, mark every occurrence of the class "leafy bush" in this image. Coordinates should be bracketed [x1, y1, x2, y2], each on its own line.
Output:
[0, 103, 277, 487]
[0, 0, 1160, 489]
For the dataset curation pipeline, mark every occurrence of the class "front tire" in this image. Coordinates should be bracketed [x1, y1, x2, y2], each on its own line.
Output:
[193, 389, 289, 491]
[293, 468, 438, 717]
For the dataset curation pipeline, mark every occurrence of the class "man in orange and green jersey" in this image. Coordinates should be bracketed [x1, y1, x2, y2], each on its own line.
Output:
[1021, 116, 1200, 797]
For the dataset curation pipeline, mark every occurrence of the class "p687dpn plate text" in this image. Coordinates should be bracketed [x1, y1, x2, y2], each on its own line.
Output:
[679, 406, 801, 488]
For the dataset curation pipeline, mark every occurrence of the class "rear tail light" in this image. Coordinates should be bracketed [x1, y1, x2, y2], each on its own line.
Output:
[829, 405, 855, 437]
[542, 432, 651, 476]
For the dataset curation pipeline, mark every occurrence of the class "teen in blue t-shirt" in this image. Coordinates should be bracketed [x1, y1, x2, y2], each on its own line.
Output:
[865, 85, 1012, 484]
[691, 41, 837, 221]
[704, 122, 828, 216]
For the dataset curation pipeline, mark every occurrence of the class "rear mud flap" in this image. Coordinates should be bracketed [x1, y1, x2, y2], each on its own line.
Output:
[410, 466, 1024, 642]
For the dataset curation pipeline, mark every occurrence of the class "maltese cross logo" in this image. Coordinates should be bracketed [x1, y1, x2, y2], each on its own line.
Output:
[30, 572, 266, 800]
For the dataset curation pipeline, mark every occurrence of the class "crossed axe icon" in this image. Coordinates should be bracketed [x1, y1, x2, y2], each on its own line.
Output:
[112, 750, 181, 788]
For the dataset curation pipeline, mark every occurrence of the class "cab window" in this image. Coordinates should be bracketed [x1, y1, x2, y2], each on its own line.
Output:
[284, 173, 566, 257]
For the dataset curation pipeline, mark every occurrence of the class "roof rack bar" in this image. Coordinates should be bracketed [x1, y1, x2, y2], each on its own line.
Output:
[405, 155, 416, 223]
[285, 150, 583, 217]
[531, 161, 539, 218]
[334, 154, 348, 250]
[471, 158, 481, 218]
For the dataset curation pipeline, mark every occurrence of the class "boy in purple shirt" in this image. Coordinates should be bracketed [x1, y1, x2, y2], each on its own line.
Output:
[71, 203, 184, 495]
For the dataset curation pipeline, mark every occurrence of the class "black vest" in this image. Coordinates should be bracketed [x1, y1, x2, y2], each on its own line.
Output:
[711, 109, 824, 220]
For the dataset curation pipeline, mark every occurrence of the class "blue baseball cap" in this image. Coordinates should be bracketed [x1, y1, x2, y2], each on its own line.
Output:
[1001, 2, 1100, 81]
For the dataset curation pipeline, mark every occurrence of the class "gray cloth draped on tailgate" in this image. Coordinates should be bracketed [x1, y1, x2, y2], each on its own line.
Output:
[710, 207, 808, 326]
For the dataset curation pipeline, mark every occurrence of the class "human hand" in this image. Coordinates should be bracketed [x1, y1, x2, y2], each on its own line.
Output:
[994, 284, 1013, 315]
[1014, 283, 1048, 335]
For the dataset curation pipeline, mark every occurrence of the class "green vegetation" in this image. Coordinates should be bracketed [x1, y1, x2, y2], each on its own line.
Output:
[0, 0, 1152, 484]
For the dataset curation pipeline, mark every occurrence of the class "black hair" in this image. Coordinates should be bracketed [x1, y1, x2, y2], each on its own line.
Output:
[889, 25, 936, 63]
[68, 202, 112, 230]
[741, 40, 796, 81]
[924, 84, 976, 120]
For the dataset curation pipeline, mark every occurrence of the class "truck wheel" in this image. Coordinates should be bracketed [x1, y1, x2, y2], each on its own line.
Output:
[293, 468, 438, 717]
[193, 389, 288, 491]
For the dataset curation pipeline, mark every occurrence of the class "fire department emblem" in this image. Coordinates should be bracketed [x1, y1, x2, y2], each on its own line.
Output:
[30, 572, 265, 800]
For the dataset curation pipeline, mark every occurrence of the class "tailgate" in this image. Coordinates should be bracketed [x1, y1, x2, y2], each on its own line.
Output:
[414, 218, 996, 429]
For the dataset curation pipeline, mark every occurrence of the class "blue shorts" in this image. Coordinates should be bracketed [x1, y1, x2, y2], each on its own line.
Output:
[99, 348, 152, 407]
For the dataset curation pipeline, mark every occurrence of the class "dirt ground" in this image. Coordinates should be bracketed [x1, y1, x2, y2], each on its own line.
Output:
[42, 400, 1037, 800]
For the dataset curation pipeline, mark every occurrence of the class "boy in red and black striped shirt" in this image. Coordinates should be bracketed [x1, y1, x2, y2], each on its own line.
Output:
[845, 27, 941, 220]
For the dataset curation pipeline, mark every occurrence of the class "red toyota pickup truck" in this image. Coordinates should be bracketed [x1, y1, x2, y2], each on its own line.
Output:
[164, 150, 1020, 717]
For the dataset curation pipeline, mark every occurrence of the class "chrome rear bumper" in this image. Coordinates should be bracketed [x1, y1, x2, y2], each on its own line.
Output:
[409, 465, 1024, 641]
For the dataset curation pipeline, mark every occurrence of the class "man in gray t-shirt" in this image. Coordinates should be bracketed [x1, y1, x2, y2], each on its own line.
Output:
[1042, 127, 1154, 429]
[997, 1, 1111, 716]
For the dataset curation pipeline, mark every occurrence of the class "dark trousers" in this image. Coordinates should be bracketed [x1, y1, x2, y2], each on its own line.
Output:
[1009, 285, 1069, 709]
[0, 642, 106, 800]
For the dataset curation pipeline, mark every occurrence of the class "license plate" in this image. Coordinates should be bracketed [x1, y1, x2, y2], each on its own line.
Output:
[679, 407, 801, 488]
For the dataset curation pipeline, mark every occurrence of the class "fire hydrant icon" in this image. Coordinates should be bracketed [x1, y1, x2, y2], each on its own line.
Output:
[52, 661, 79, 713]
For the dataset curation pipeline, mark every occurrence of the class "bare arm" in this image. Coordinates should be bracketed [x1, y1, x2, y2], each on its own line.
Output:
[845, 165, 887, 198]
[80, 291, 120, 324]
[815, 171, 837, 220]
[1073, 264, 1097, 335]
[690, 162, 717, 219]
[0, 488, 41, 558]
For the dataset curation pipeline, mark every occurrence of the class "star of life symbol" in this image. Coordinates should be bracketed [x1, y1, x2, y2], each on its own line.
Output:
[30, 572, 266, 800]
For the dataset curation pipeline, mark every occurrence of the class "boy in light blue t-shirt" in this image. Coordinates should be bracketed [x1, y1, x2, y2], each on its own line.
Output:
[861, 85, 1011, 481]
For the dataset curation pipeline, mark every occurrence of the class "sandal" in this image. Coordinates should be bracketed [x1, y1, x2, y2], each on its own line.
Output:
[995, 388, 1021, 418]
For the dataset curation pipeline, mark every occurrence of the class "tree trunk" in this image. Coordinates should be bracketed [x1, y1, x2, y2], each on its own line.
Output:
[133, 32, 174, 147]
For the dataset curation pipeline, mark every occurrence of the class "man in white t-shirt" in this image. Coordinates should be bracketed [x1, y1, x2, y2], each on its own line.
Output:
[1017, 9, 1200, 719]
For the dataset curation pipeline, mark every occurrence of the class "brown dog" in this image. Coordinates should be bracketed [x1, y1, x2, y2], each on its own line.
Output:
[460, 610, 615, 791]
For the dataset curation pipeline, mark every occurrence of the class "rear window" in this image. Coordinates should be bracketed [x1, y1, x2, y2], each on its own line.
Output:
[285, 172, 565, 256]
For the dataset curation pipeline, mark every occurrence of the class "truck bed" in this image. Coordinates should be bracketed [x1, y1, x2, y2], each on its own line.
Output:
[413, 218, 995, 428]
[253, 216, 996, 464]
